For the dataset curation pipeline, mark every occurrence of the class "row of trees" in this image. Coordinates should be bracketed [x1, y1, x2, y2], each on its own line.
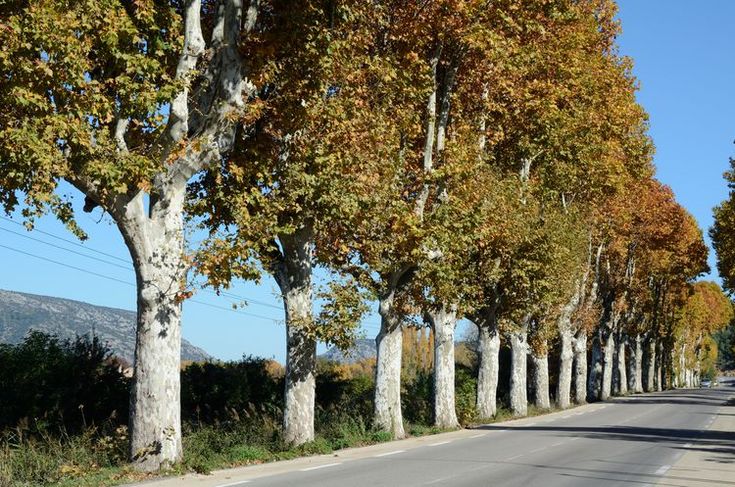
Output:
[1, 0, 729, 472]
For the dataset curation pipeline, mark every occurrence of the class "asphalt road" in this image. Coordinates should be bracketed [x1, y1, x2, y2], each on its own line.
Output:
[212, 382, 735, 487]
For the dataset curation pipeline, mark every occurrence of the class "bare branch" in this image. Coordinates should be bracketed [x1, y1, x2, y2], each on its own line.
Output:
[167, 0, 206, 146]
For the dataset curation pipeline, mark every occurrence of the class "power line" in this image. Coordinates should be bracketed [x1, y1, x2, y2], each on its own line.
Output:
[0, 219, 383, 329]
[0, 243, 281, 323]
[0, 219, 284, 311]
[0, 243, 134, 287]
[0, 226, 133, 271]
[0, 215, 131, 263]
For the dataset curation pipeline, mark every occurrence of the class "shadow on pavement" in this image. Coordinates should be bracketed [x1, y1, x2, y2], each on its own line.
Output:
[607, 392, 729, 407]
[476, 414, 735, 465]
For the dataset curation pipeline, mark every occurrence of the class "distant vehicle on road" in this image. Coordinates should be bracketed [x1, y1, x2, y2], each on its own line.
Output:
[700, 379, 712, 388]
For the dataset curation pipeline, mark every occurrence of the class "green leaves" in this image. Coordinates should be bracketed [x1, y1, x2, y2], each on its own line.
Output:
[0, 0, 181, 223]
[313, 280, 369, 351]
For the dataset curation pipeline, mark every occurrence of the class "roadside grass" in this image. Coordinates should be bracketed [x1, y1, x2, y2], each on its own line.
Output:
[0, 415, 454, 487]
[2, 402, 591, 487]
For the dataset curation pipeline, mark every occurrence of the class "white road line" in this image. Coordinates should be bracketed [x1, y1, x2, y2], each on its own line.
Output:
[506, 454, 524, 461]
[654, 465, 671, 476]
[683, 443, 692, 448]
[429, 440, 452, 447]
[562, 415, 572, 419]
[215, 482, 251, 487]
[529, 447, 547, 453]
[375, 450, 405, 457]
[551, 441, 565, 447]
[469, 433, 486, 439]
[524, 422, 537, 427]
[300, 462, 342, 472]
[574, 412, 585, 416]
[569, 437, 581, 442]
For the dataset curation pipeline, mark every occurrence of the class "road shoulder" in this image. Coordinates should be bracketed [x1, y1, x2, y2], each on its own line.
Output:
[123, 400, 610, 487]
[657, 389, 735, 486]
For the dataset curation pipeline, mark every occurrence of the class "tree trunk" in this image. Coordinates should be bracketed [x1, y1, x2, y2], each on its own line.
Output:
[557, 328, 574, 409]
[124, 191, 186, 471]
[573, 330, 588, 404]
[616, 335, 628, 395]
[678, 347, 686, 388]
[655, 340, 663, 391]
[274, 228, 316, 446]
[427, 305, 459, 429]
[647, 341, 656, 392]
[476, 324, 500, 418]
[531, 349, 551, 410]
[509, 325, 528, 417]
[600, 333, 615, 400]
[631, 335, 643, 393]
[374, 291, 405, 438]
[588, 334, 603, 401]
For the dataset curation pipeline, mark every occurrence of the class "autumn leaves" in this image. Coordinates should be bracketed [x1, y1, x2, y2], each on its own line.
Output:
[0, 0, 728, 472]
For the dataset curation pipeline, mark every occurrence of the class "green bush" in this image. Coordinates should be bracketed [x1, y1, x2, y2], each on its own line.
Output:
[402, 371, 433, 425]
[181, 358, 282, 425]
[455, 366, 477, 425]
[0, 331, 129, 435]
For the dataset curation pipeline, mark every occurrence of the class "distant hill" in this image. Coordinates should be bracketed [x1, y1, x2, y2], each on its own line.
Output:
[0, 289, 210, 363]
[320, 338, 376, 364]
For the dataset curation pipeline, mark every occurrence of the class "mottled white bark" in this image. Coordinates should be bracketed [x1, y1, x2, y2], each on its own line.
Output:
[631, 335, 643, 393]
[588, 335, 603, 401]
[123, 189, 186, 471]
[374, 291, 405, 438]
[677, 347, 686, 388]
[645, 338, 656, 392]
[557, 328, 574, 409]
[476, 324, 500, 418]
[573, 330, 588, 404]
[283, 324, 315, 445]
[273, 228, 315, 446]
[427, 305, 459, 429]
[531, 349, 551, 410]
[509, 326, 528, 417]
[556, 285, 582, 409]
[600, 333, 615, 400]
[616, 336, 627, 395]
[655, 341, 663, 391]
[416, 49, 440, 218]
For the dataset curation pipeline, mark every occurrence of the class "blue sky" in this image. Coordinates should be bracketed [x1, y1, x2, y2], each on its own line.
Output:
[0, 1, 733, 361]
[615, 0, 735, 278]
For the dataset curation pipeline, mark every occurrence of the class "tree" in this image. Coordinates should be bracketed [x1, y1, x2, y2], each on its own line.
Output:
[674, 282, 732, 385]
[0, 0, 256, 470]
[191, 1, 408, 444]
[712, 159, 735, 293]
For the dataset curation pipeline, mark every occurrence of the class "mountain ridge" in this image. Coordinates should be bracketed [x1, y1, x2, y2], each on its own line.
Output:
[0, 289, 211, 363]
[319, 337, 376, 364]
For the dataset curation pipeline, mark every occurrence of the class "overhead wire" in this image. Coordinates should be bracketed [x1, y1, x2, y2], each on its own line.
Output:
[0, 243, 282, 323]
[0, 222, 383, 332]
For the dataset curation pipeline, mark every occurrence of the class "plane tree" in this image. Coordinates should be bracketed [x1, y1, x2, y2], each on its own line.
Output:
[188, 0, 397, 445]
[0, 0, 257, 470]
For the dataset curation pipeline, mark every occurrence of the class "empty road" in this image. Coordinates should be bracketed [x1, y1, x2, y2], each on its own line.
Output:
[137, 382, 735, 487]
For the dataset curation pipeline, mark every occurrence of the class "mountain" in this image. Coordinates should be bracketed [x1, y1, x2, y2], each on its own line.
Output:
[320, 338, 376, 364]
[0, 289, 210, 363]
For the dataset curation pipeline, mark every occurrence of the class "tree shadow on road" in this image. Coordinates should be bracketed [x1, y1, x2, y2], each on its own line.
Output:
[474, 423, 735, 464]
